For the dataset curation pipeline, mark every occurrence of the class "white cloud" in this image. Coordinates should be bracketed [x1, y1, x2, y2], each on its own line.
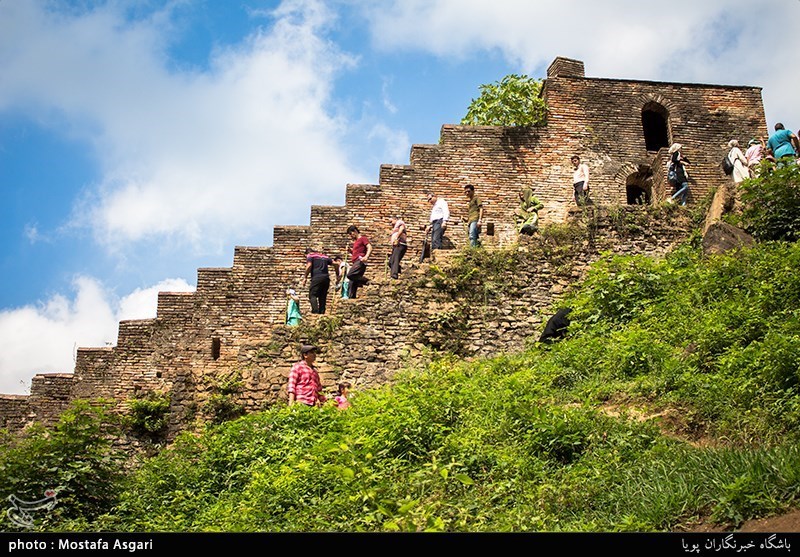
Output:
[359, 0, 800, 129]
[367, 123, 410, 164]
[0, 277, 194, 395]
[381, 76, 398, 114]
[24, 223, 43, 244]
[117, 278, 195, 321]
[0, 0, 368, 252]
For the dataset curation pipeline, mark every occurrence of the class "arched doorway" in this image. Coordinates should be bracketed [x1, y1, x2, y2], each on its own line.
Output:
[641, 102, 670, 152]
[626, 170, 652, 205]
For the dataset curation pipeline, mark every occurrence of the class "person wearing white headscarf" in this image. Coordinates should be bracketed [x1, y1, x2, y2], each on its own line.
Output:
[286, 288, 301, 326]
[667, 143, 690, 205]
[728, 139, 750, 184]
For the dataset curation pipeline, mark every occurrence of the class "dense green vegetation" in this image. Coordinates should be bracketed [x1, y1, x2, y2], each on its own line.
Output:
[0, 401, 124, 529]
[730, 162, 800, 242]
[461, 74, 547, 127]
[127, 391, 171, 436]
[16, 238, 792, 533]
[3, 165, 799, 532]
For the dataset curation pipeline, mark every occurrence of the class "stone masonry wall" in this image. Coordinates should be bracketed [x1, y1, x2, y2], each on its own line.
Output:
[0, 395, 30, 431]
[226, 206, 694, 425]
[0, 58, 767, 437]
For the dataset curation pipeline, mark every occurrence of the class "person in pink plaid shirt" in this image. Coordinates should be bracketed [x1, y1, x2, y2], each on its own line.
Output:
[287, 344, 326, 407]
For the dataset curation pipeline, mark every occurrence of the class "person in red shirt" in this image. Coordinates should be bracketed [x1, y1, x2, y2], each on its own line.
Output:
[345, 225, 372, 298]
[287, 344, 326, 407]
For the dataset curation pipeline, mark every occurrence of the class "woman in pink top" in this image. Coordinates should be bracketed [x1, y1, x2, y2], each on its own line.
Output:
[745, 138, 764, 173]
[334, 381, 351, 410]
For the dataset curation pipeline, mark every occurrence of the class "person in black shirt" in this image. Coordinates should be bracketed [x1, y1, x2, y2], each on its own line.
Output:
[304, 248, 339, 314]
[667, 143, 690, 206]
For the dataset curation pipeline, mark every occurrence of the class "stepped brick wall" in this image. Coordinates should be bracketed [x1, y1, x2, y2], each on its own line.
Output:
[0, 395, 30, 431]
[0, 57, 768, 437]
[219, 206, 695, 419]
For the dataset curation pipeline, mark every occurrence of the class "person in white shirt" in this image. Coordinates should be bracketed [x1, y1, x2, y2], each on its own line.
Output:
[571, 155, 590, 206]
[426, 192, 450, 251]
[727, 139, 750, 184]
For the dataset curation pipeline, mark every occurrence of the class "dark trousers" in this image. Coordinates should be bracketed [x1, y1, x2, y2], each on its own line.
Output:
[431, 219, 444, 250]
[389, 244, 407, 279]
[308, 276, 330, 314]
[347, 260, 367, 298]
[573, 181, 589, 206]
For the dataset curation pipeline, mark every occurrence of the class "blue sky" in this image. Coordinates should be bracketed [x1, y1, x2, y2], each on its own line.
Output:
[1, 0, 798, 394]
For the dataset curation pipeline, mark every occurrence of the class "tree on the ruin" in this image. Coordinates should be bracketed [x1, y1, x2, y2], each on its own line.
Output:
[461, 74, 546, 127]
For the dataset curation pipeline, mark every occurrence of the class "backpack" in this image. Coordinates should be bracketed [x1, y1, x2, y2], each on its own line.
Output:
[721, 155, 734, 175]
[667, 163, 678, 185]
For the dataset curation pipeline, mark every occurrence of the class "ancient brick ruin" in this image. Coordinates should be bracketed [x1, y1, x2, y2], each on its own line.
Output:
[0, 57, 767, 438]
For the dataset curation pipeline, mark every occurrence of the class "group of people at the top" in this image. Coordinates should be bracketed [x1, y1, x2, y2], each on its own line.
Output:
[668, 122, 800, 206]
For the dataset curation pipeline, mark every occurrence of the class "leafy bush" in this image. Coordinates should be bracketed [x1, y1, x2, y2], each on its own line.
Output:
[127, 391, 171, 435]
[0, 401, 124, 529]
[738, 162, 800, 241]
[461, 74, 546, 127]
[206, 393, 245, 425]
[568, 254, 666, 327]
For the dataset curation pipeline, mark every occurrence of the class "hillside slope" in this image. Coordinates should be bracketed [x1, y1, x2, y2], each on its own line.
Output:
[42, 237, 799, 533]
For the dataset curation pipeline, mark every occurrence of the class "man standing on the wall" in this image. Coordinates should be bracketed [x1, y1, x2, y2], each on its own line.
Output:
[571, 155, 590, 206]
[463, 184, 484, 247]
[767, 123, 800, 163]
[426, 192, 450, 252]
[303, 248, 339, 315]
[287, 344, 326, 407]
[346, 225, 372, 299]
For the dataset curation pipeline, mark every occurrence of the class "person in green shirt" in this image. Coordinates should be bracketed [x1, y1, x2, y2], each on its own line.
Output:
[464, 184, 484, 247]
[515, 186, 543, 235]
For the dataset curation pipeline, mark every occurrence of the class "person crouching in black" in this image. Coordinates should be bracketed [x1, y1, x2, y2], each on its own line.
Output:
[539, 308, 572, 344]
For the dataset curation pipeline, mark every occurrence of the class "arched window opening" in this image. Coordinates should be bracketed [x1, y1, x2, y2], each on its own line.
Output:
[626, 171, 652, 205]
[642, 102, 670, 152]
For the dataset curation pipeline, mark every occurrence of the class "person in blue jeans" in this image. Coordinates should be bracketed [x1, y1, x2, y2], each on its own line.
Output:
[463, 184, 484, 247]
[426, 192, 449, 252]
[668, 143, 690, 205]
